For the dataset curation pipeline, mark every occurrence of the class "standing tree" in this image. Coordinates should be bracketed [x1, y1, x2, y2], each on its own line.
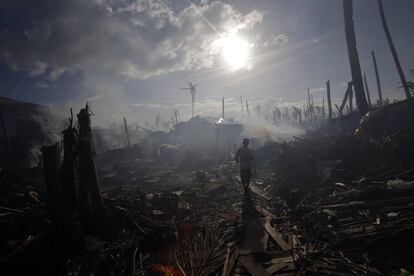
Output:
[326, 80, 333, 119]
[377, 0, 411, 99]
[180, 82, 198, 118]
[222, 97, 225, 119]
[343, 0, 369, 115]
[363, 72, 372, 107]
[240, 96, 245, 116]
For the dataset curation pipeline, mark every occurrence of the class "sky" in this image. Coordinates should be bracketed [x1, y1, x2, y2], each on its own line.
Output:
[0, 0, 413, 127]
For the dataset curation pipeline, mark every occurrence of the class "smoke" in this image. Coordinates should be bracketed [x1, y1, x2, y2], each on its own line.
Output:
[240, 118, 304, 145]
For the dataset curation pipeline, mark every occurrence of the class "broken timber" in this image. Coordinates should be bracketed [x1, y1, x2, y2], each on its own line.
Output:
[77, 104, 105, 228]
[261, 218, 291, 251]
[60, 108, 77, 210]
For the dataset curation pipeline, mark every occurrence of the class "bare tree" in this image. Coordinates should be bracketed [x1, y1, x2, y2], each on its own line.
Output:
[181, 82, 198, 118]
[371, 51, 384, 106]
[343, 0, 368, 115]
[377, 0, 411, 99]
[326, 80, 333, 119]
[363, 72, 372, 108]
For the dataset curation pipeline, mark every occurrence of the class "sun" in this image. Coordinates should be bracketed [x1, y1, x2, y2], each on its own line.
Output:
[217, 34, 251, 71]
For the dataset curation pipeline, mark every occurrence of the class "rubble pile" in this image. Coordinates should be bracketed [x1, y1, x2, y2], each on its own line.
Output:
[261, 116, 414, 274]
[0, 161, 246, 275]
[2, 100, 414, 275]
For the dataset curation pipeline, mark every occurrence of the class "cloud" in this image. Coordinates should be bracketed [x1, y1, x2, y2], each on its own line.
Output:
[0, 0, 263, 80]
[309, 87, 325, 94]
[35, 81, 55, 88]
[263, 34, 288, 48]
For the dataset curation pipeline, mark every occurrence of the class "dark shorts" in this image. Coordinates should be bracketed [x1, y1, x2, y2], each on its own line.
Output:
[240, 169, 252, 185]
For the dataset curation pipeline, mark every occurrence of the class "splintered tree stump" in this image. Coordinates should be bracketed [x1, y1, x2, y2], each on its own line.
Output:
[77, 104, 105, 228]
[60, 108, 77, 210]
[42, 143, 64, 239]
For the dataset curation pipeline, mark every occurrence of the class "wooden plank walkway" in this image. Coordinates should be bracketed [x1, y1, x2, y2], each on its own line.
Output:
[225, 178, 296, 275]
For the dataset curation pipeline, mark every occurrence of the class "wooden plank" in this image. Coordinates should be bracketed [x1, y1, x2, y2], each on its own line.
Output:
[238, 249, 252, 256]
[266, 262, 288, 274]
[261, 220, 291, 251]
[222, 246, 238, 276]
[266, 263, 295, 274]
[222, 246, 231, 276]
[240, 216, 268, 253]
[267, 256, 294, 264]
[250, 188, 271, 202]
[254, 205, 277, 220]
[239, 255, 271, 276]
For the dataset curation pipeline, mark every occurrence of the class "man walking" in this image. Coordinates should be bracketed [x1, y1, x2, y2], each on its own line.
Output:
[236, 138, 256, 189]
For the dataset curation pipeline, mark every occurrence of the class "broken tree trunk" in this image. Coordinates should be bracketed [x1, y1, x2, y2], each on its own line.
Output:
[60, 109, 77, 210]
[0, 105, 12, 166]
[377, 0, 411, 99]
[371, 50, 384, 106]
[348, 82, 354, 113]
[240, 96, 244, 116]
[326, 80, 333, 119]
[42, 143, 63, 239]
[363, 72, 372, 108]
[246, 100, 250, 117]
[343, 0, 369, 115]
[77, 105, 105, 228]
[222, 97, 225, 119]
[191, 92, 195, 118]
[123, 117, 131, 148]
[322, 96, 325, 118]
[339, 84, 351, 114]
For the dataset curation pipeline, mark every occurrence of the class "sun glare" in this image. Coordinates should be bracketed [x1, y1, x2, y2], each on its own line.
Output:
[217, 34, 251, 71]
